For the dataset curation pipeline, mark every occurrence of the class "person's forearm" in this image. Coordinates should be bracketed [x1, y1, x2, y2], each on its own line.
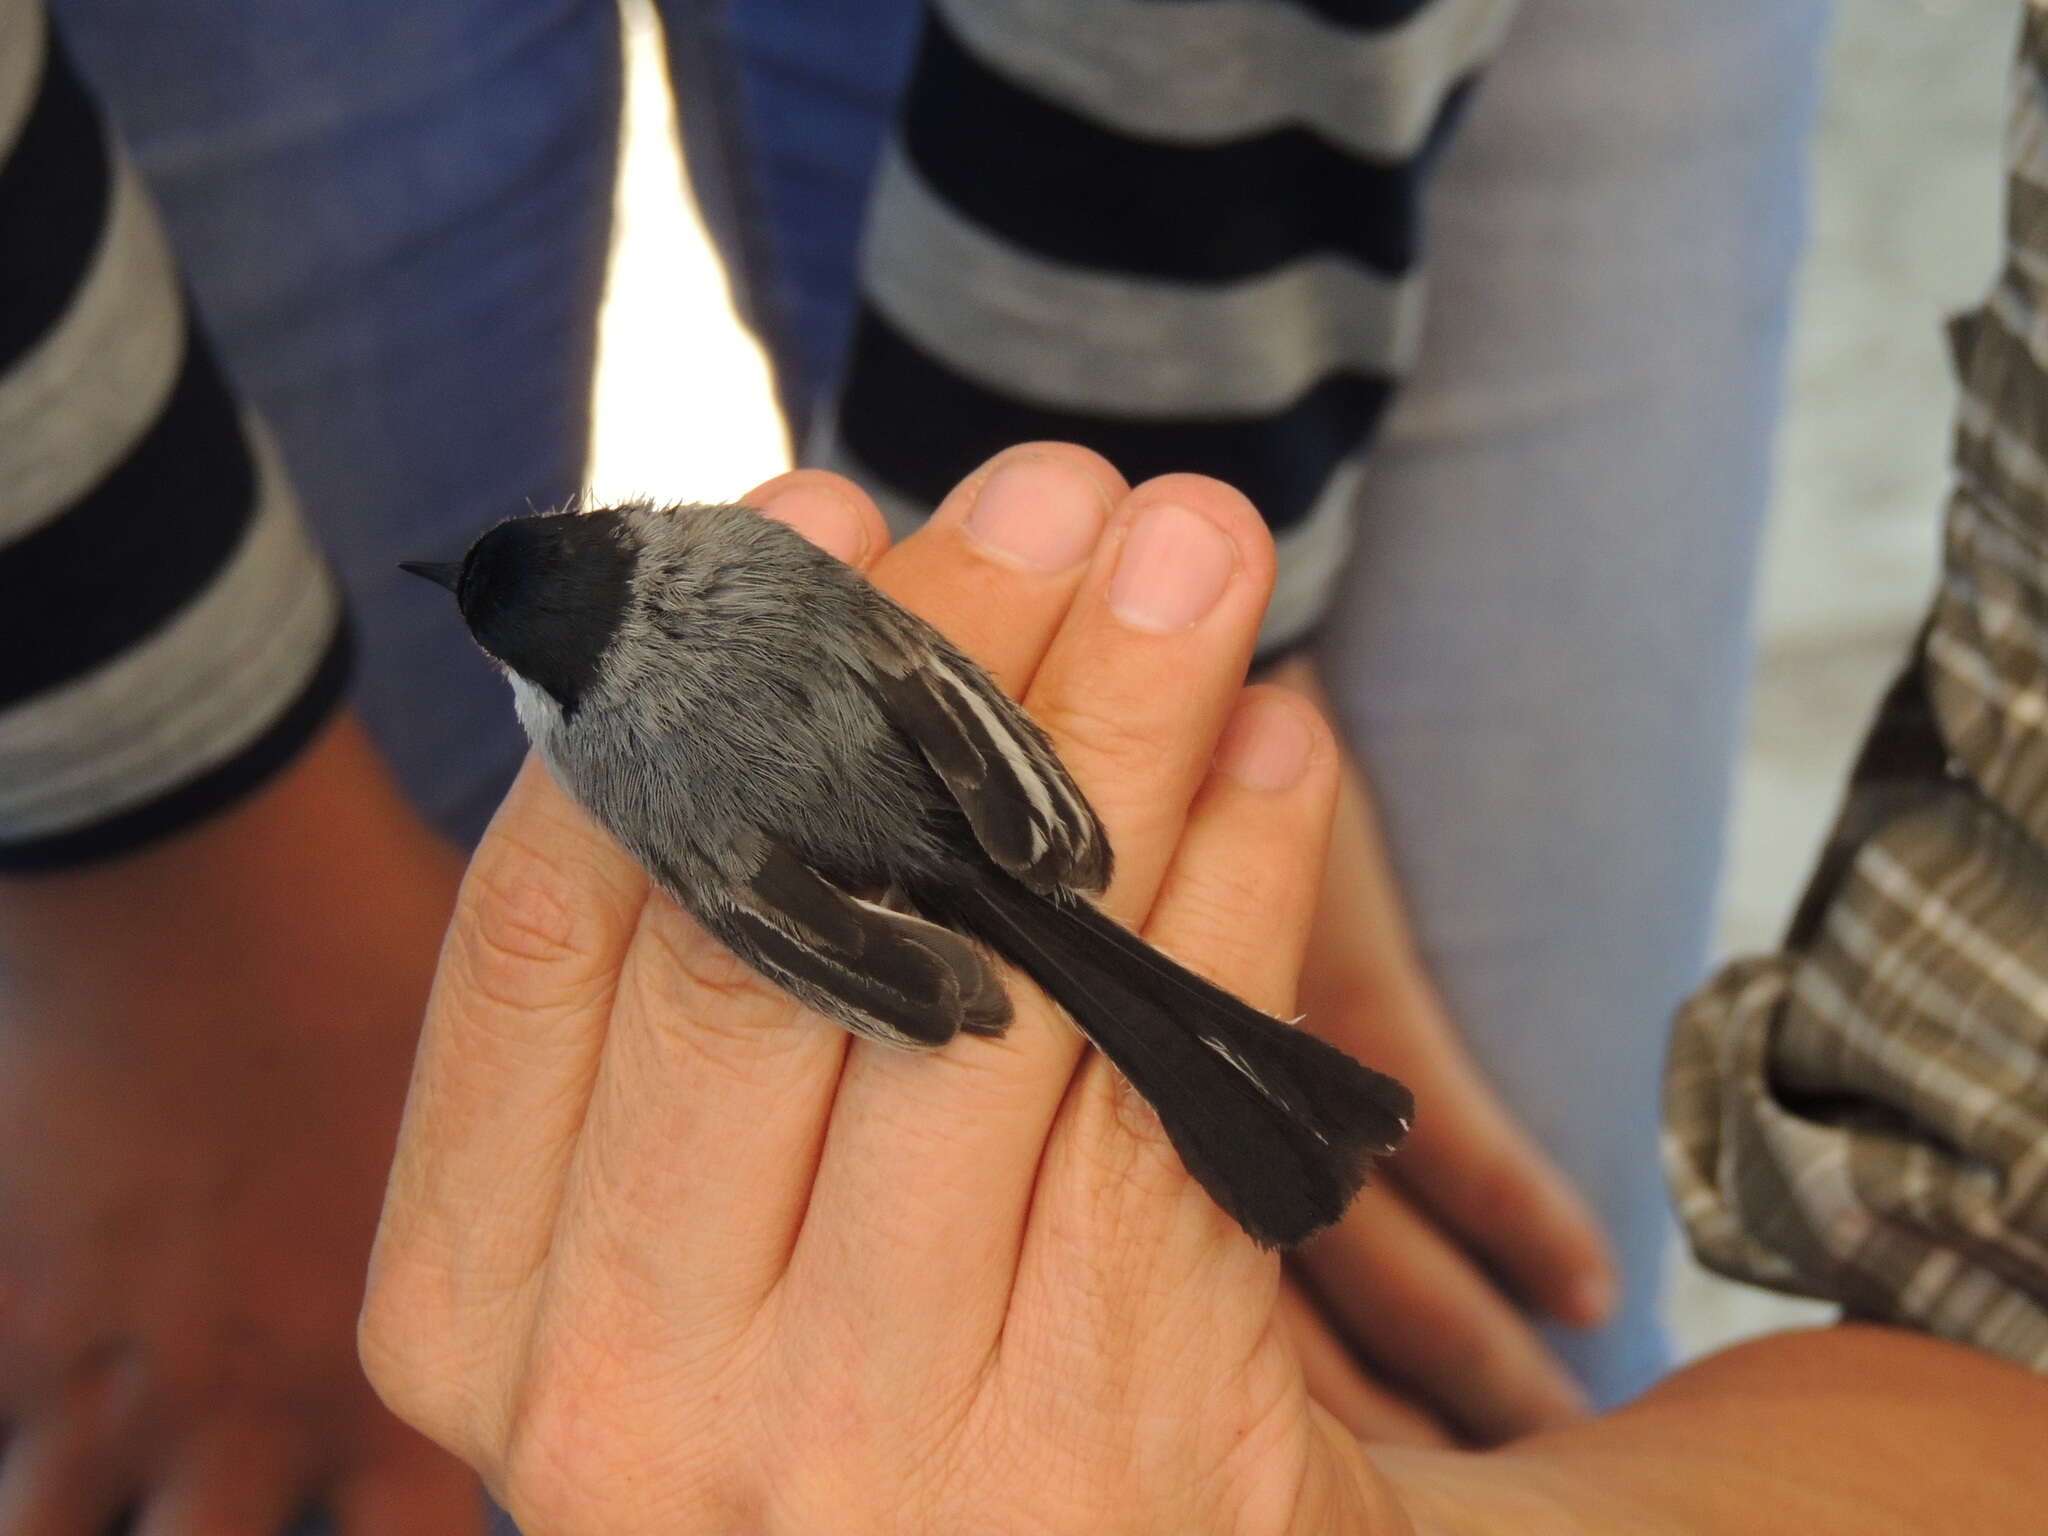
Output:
[0, 711, 462, 1047]
[1375, 1325, 2047, 1534]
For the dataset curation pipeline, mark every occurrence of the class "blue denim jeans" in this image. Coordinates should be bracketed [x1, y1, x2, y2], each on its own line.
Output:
[51, 0, 1826, 1524]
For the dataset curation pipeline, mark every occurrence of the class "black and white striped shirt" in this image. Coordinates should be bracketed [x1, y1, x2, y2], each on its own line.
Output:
[0, 0, 349, 871]
[0, 0, 1507, 866]
[820, 0, 1511, 650]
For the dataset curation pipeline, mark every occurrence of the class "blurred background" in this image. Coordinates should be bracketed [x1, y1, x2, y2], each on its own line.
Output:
[585, 0, 2013, 1357]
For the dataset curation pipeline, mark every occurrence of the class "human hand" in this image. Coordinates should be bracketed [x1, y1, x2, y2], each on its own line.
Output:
[0, 717, 483, 1534]
[359, 447, 1422, 1535]
[1264, 658, 1613, 1446]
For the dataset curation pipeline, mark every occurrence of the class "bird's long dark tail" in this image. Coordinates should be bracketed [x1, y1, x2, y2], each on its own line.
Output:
[947, 871, 1413, 1248]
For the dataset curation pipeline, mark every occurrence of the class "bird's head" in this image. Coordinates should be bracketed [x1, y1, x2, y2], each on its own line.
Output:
[402, 509, 637, 715]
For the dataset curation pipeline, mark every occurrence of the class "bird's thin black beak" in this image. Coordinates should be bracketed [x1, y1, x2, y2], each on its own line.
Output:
[399, 560, 463, 593]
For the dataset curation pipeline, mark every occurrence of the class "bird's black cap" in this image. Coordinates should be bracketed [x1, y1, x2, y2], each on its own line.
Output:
[401, 510, 636, 714]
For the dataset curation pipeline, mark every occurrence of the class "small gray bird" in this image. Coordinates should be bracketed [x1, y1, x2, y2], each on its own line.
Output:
[404, 501, 1410, 1247]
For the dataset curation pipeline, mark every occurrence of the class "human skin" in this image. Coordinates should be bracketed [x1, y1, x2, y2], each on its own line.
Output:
[360, 446, 1416, 1531]
[0, 714, 483, 1533]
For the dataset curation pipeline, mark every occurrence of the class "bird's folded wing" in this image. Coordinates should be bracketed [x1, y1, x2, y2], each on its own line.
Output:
[713, 841, 1010, 1047]
[858, 617, 1110, 895]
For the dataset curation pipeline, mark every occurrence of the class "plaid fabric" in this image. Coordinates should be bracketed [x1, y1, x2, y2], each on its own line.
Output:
[1663, 7, 2048, 1370]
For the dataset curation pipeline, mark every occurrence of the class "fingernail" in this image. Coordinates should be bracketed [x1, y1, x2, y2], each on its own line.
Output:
[1109, 502, 1236, 632]
[1216, 693, 1312, 790]
[759, 484, 867, 564]
[1566, 1270, 1616, 1329]
[964, 455, 1108, 572]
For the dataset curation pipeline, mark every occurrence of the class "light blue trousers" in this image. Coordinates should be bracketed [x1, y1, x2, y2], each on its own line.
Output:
[51, 0, 1827, 1524]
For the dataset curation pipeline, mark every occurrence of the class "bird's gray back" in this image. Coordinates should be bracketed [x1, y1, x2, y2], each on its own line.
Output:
[535, 503, 952, 890]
